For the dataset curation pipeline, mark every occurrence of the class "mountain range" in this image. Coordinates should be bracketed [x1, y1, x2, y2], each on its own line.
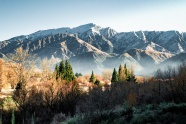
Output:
[1, 23, 186, 75]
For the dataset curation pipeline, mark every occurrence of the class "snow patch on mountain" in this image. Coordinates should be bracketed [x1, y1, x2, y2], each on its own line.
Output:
[177, 43, 184, 53]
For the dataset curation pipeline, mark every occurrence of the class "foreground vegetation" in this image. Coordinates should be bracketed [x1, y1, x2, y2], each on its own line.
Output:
[62, 102, 186, 124]
[0, 47, 186, 123]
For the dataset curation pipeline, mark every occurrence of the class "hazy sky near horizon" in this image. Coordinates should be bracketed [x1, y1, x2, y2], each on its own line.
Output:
[0, 0, 186, 41]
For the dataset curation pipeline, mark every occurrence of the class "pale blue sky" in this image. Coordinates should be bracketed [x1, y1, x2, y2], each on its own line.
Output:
[0, 0, 186, 41]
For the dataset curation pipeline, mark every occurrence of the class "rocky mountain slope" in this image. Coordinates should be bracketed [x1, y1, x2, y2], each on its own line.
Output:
[127, 49, 173, 68]
[0, 23, 185, 74]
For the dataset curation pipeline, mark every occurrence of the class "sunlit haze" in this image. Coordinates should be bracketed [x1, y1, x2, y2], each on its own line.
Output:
[0, 0, 186, 41]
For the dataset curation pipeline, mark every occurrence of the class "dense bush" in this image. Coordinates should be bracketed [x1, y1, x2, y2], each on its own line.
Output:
[1, 80, 81, 123]
[62, 103, 186, 124]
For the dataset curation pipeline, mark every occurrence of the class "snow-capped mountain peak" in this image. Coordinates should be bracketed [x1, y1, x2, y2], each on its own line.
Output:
[1, 23, 186, 74]
[70, 23, 101, 34]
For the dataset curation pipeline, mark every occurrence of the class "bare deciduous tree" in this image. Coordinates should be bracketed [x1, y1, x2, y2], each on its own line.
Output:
[4, 47, 35, 90]
[40, 58, 54, 82]
[102, 69, 112, 80]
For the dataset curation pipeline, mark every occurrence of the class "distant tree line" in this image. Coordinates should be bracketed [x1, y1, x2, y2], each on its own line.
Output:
[89, 64, 136, 86]
[111, 64, 136, 83]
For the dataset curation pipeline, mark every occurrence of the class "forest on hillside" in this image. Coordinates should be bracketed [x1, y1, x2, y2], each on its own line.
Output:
[0, 47, 186, 124]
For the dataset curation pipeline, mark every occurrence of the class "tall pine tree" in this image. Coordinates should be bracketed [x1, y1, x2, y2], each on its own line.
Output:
[89, 71, 96, 83]
[123, 64, 136, 82]
[124, 64, 131, 82]
[124, 64, 128, 77]
[118, 64, 125, 82]
[64, 60, 75, 82]
[55, 64, 59, 80]
[59, 60, 65, 79]
[111, 68, 119, 83]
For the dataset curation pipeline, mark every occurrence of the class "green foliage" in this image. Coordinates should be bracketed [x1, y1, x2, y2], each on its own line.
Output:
[1, 97, 16, 110]
[55, 60, 75, 82]
[94, 79, 100, 85]
[118, 65, 125, 82]
[89, 71, 96, 83]
[59, 60, 65, 79]
[112, 64, 137, 83]
[11, 110, 15, 124]
[75, 73, 82, 77]
[64, 60, 75, 82]
[111, 68, 118, 83]
[62, 103, 186, 124]
[131, 103, 186, 124]
[60, 115, 80, 124]
[55, 64, 59, 80]
[124, 64, 128, 76]
[126, 65, 136, 82]
[131, 75, 137, 82]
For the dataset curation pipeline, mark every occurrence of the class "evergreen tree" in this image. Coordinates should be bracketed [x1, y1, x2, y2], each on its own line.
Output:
[118, 64, 125, 82]
[130, 74, 137, 82]
[124, 64, 128, 76]
[123, 64, 131, 82]
[94, 79, 100, 85]
[54, 60, 75, 82]
[126, 75, 131, 82]
[124, 64, 136, 82]
[69, 62, 75, 81]
[64, 60, 75, 82]
[55, 64, 59, 80]
[110, 64, 137, 83]
[75, 73, 83, 77]
[64, 60, 69, 80]
[89, 71, 96, 83]
[111, 68, 119, 83]
[59, 60, 65, 79]
[129, 65, 137, 82]
[126, 69, 131, 82]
